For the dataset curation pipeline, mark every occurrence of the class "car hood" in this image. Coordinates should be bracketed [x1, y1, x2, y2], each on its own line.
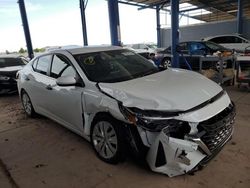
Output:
[99, 69, 223, 111]
[0, 66, 24, 78]
[0, 65, 24, 72]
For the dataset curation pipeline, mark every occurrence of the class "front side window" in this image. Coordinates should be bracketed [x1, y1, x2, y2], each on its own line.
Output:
[139, 44, 147, 49]
[74, 49, 161, 83]
[34, 55, 51, 75]
[234, 36, 244, 43]
[189, 42, 206, 54]
[61, 66, 76, 77]
[50, 55, 76, 78]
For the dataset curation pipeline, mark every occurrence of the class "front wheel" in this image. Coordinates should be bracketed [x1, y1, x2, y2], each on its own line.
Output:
[91, 115, 124, 164]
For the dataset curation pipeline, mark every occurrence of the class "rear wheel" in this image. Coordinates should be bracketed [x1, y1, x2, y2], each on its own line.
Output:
[91, 115, 124, 164]
[21, 91, 36, 117]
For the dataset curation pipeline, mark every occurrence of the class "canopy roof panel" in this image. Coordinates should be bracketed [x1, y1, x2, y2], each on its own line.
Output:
[120, 0, 250, 22]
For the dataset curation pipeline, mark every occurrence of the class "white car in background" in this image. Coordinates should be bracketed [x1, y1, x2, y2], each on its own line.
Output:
[203, 34, 250, 53]
[17, 46, 235, 177]
[128, 43, 164, 55]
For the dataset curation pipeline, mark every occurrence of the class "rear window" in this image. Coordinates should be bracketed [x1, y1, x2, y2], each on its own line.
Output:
[0, 57, 25, 68]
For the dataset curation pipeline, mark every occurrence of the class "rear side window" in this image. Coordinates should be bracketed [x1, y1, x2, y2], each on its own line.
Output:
[34, 55, 51, 75]
[210, 37, 224, 43]
[131, 44, 139, 49]
[210, 36, 244, 44]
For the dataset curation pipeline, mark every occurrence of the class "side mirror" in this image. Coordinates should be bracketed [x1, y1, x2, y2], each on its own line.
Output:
[56, 76, 77, 87]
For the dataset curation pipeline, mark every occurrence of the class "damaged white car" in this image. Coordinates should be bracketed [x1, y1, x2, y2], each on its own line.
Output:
[17, 46, 235, 177]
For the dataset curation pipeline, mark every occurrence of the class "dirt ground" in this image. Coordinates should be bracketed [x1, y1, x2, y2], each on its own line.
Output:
[0, 86, 249, 188]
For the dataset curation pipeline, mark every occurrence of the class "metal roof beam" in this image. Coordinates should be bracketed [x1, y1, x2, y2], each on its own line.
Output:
[118, 0, 151, 9]
[179, 0, 237, 13]
[118, 0, 204, 21]
[196, 0, 236, 17]
[138, 0, 169, 10]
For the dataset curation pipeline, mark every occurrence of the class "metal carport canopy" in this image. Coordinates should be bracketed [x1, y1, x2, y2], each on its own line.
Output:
[118, 0, 181, 67]
[118, 0, 249, 67]
[120, 0, 250, 22]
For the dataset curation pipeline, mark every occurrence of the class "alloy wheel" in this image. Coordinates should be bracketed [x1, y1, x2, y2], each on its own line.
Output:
[92, 121, 118, 159]
[22, 93, 32, 115]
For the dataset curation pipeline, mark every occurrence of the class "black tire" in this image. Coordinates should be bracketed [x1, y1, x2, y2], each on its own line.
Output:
[90, 114, 125, 164]
[161, 58, 171, 68]
[21, 90, 36, 117]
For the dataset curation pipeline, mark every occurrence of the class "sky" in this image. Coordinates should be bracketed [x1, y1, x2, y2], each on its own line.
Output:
[0, 0, 203, 52]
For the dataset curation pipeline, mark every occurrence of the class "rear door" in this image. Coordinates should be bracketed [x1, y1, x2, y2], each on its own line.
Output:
[27, 54, 53, 113]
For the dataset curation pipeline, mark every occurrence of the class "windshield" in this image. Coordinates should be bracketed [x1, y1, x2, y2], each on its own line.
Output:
[0, 57, 26, 68]
[204, 41, 227, 51]
[74, 49, 161, 83]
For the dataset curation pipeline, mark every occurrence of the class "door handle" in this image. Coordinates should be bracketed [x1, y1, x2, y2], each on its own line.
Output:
[46, 84, 53, 90]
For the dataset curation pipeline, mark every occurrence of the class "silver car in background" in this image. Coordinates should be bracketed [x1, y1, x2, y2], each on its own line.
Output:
[17, 46, 235, 177]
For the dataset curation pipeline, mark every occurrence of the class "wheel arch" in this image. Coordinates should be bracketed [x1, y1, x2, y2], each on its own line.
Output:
[90, 112, 120, 132]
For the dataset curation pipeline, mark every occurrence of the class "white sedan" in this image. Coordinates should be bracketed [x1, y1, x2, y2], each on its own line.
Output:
[17, 46, 235, 177]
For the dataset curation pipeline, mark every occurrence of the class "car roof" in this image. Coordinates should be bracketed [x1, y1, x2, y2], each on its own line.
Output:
[203, 34, 247, 41]
[180, 41, 204, 44]
[51, 45, 123, 55]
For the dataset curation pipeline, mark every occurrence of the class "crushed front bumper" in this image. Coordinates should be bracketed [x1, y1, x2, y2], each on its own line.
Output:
[146, 103, 235, 177]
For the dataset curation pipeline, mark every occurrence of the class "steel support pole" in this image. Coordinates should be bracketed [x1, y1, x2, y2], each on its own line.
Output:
[156, 5, 161, 48]
[80, 0, 88, 46]
[237, 0, 243, 34]
[171, 0, 179, 68]
[108, 0, 121, 46]
[18, 0, 34, 59]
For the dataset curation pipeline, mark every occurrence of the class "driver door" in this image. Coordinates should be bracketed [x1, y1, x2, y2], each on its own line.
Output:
[44, 54, 85, 133]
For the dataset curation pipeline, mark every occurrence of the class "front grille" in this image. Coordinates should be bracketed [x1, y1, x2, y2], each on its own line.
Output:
[198, 103, 235, 153]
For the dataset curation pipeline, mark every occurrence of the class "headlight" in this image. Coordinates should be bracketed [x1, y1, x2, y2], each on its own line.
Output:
[118, 102, 137, 125]
[118, 103, 191, 138]
[0, 75, 10, 81]
[138, 118, 190, 138]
